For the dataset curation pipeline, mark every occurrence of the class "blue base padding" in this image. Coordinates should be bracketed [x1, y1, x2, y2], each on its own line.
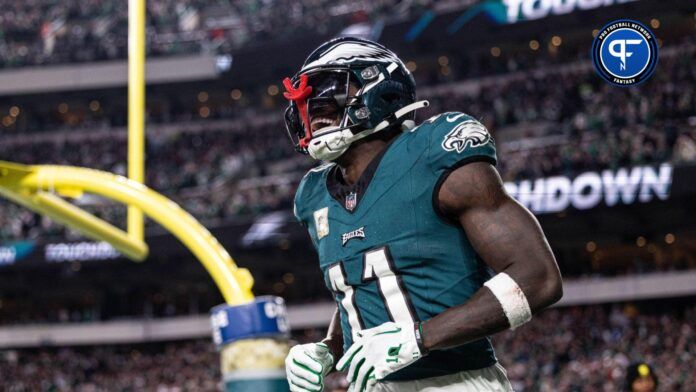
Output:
[210, 296, 289, 347]
[224, 379, 290, 392]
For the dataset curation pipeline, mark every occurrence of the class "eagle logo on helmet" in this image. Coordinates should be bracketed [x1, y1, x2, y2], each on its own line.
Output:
[442, 120, 491, 153]
[303, 41, 405, 72]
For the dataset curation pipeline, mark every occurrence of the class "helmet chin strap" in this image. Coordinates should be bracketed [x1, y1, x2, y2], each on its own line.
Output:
[307, 100, 430, 161]
[349, 100, 429, 143]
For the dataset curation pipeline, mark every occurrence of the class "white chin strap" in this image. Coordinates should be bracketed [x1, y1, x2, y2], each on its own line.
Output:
[307, 100, 430, 161]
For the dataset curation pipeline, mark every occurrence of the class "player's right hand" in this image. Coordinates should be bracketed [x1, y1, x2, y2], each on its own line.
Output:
[286, 342, 334, 392]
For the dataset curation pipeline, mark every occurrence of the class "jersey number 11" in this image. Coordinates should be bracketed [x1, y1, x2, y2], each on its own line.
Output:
[328, 246, 418, 340]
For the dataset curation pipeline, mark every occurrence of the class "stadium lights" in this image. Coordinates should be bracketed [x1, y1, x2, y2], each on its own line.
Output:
[586, 241, 597, 252]
[636, 236, 647, 247]
[665, 233, 675, 244]
[215, 54, 233, 73]
[282, 273, 295, 284]
[267, 85, 279, 96]
[198, 106, 210, 118]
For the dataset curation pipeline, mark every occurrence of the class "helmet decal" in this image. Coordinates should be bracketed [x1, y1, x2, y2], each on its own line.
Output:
[302, 41, 406, 72]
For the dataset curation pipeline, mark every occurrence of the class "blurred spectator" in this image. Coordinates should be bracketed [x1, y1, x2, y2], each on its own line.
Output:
[493, 304, 694, 392]
[0, 304, 692, 391]
[2, 42, 694, 242]
[0, 0, 453, 68]
[0, 340, 220, 391]
[625, 362, 658, 392]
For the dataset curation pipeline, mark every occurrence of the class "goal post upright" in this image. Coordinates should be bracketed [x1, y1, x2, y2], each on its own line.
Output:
[127, 0, 146, 244]
[0, 3, 296, 389]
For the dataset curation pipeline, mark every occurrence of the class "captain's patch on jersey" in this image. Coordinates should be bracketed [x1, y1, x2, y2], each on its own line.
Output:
[313, 207, 329, 239]
[441, 120, 491, 153]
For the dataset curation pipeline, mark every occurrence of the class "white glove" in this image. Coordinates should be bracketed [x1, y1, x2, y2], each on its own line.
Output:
[337, 322, 424, 392]
[286, 342, 335, 392]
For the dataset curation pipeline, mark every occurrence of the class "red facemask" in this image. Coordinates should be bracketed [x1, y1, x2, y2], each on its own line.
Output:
[283, 74, 313, 149]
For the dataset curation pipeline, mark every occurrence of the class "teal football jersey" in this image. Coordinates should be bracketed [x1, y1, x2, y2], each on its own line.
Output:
[294, 112, 498, 381]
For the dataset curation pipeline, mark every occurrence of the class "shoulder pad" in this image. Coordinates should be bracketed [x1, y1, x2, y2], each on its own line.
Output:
[423, 112, 497, 173]
[294, 162, 335, 223]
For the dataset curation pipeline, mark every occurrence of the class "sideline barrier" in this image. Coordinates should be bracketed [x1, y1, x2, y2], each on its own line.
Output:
[211, 297, 291, 392]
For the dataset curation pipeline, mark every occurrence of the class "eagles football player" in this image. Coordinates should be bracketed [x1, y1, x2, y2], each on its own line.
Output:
[283, 37, 562, 392]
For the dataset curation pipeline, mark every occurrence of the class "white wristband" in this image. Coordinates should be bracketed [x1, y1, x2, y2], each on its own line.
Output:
[484, 272, 532, 330]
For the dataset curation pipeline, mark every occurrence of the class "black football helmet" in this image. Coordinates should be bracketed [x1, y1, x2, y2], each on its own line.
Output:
[282, 37, 428, 160]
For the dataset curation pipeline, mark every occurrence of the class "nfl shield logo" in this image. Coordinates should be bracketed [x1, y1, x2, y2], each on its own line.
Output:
[345, 192, 357, 211]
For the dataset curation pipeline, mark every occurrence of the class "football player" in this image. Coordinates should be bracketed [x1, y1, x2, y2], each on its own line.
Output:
[282, 37, 562, 392]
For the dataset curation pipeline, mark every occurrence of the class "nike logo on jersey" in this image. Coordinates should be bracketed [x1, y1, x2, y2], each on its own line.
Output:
[341, 226, 365, 246]
[424, 112, 468, 125]
[446, 113, 467, 122]
[442, 120, 491, 153]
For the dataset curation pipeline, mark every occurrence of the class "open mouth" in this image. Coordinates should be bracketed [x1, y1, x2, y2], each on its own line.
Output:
[310, 116, 338, 132]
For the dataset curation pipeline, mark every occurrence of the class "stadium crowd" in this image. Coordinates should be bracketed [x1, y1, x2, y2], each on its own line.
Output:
[1, 42, 694, 242]
[3, 234, 694, 325]
[495, 304, 695, 391]
[0, 0, 457, 68]
[1, 303, 693, 391]
[0, 3, 693, 392]
[0, 340, 219, 391]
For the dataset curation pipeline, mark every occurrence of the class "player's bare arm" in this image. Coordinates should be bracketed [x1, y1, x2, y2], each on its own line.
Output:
[422, 161, 563, 350]
[321, 307, 344, 366]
